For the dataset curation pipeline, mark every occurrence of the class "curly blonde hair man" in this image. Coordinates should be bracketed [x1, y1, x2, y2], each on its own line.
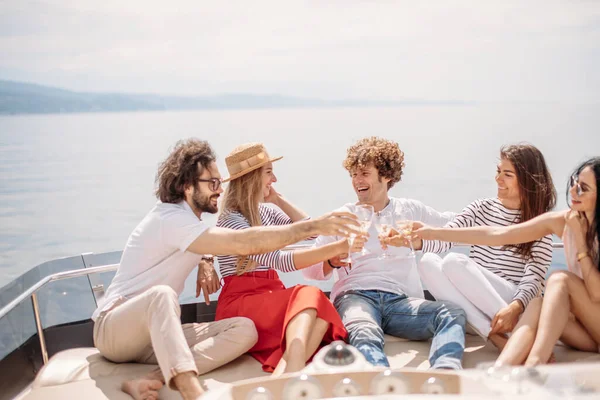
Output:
[343, 136, 405, 190]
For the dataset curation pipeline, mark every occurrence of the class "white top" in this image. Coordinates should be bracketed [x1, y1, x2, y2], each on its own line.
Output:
[302, 197, 455, 303]
[92, 201, 208, 320]
[422, 198, 553, 309]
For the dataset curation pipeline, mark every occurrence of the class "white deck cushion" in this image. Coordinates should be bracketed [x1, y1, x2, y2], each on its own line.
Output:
[25, 334, 600, 400]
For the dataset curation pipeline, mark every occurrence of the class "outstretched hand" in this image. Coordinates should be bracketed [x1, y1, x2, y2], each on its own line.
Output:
[314, 211, 366, 238]
[379, 221, 425, 249]
[379, 227, 403, 249]
[410, 221, 437, 240]
[350, 234, 368, 253]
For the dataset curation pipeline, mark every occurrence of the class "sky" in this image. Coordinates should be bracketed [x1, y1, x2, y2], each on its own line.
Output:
[1, 0, 599, 102]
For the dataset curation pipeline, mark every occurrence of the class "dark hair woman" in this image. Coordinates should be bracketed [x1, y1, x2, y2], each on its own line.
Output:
[386, 143, 557, 350]
[408, 157, 599, 366]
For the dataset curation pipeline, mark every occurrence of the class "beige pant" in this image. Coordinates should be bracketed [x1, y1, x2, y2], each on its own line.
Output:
[93, 285, 258, 388]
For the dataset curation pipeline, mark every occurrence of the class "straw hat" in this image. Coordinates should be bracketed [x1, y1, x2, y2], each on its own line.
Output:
[223, 143, 283, 182]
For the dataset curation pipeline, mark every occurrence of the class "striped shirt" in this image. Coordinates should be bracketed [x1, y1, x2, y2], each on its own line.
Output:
[216, 204, 306, 277]
[422, 198, 553, 309]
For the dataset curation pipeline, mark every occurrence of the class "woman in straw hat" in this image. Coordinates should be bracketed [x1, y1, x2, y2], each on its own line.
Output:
[214, 143, 355, 376]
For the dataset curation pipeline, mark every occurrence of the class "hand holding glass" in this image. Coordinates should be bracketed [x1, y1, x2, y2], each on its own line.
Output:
[376, 211, 394, 259]
[340, 204, 374, 264]
[395, 218, 416, 255]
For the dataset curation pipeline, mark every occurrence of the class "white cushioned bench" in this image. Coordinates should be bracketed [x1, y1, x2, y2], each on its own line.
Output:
[22, 334, 600, 400]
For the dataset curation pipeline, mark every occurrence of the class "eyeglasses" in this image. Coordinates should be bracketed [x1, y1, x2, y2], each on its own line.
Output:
[198, 177, 223, 192]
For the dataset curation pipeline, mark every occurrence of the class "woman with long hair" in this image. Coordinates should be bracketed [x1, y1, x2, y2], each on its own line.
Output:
[400, 157, 599, 365]
[386, 144, 556, 349]
[214, 143, 355, 376]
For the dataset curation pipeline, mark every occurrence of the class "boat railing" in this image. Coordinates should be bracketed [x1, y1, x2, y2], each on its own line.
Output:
[0, 242, 565, 365]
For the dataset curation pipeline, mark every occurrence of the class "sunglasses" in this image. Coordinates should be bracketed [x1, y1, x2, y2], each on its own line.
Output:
[569, 175, 587, 197]
[198, 177, 223, 192]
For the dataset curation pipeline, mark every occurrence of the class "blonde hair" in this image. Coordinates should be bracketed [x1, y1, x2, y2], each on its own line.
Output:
[220, 167, 264, 274]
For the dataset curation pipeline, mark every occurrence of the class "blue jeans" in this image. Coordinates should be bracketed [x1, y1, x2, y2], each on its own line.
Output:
[334, 290, 466, 370]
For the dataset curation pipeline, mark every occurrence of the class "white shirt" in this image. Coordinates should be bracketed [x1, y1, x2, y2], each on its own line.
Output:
[302, 197, 455, 303]
[92, 201, 208, 320]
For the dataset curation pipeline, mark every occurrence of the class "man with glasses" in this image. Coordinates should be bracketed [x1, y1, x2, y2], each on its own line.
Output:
[92, 139, 361, 400]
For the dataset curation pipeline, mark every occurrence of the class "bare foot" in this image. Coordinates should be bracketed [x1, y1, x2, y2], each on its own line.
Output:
[548, 352, 557, 364]
[488, 333, 509, 352]
[272, 358, 287, 378]
[122, 377, 163, 400]
[524, 355, 543, 367]
[173, 371, 204, 400]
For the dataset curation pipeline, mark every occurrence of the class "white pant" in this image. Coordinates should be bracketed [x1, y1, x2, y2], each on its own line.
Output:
[93, 285, 258, 389]
[418, 253, 516, 337]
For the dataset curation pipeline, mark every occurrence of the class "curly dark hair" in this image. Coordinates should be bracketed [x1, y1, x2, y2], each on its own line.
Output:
[343, 137, 405, 190]
[155, 139, 216, 203]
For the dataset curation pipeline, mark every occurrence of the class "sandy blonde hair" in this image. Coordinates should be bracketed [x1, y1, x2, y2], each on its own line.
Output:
[220, 167, 264, 274]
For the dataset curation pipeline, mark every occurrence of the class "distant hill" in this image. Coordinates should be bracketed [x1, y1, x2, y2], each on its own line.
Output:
[0, 80, 473, 115]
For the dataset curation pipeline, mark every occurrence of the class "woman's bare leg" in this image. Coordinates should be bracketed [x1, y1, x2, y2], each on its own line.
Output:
[526, 271, 600, 366]
[303, 318, 330, 362]
[560, 314, 598, 351]
[488, 333, 509, 352]
[272, 308, 318, 377]
[496, 297, 542, 365]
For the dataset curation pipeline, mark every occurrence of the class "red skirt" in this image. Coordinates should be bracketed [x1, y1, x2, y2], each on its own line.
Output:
[215, 269, 347, 372]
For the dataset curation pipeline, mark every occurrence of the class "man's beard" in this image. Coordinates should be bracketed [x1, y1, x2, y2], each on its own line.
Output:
[193, 191, 219, 214]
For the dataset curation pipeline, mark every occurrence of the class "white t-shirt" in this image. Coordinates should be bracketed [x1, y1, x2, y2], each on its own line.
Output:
[92, 201, 208, 321]
[302, 198, 455, 303]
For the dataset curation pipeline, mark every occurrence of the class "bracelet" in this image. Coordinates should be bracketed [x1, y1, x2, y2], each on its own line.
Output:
[577, 252, 591, 262]
[328, 259, 342, 269]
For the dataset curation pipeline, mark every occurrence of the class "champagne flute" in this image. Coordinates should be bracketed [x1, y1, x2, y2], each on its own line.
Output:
[354, 204, 374, 255]
[376, 210, 394, 259]
[395, 211, 415, 256]
[339, 232, 357, 265]
[339, 204, 373, 264]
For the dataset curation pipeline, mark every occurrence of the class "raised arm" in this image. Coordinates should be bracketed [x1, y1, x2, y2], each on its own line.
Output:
[415, 210, 566, 246]
[235, 240, 349, 273]
[418, 199, 477, 253]
[291, 241, 347, 270]
[565, 210, 600, 301]
[187, 211, 360, 256]
[302, 234, 340, 281]
[265, 186, 309, 223]
[217, 209, 348, 272]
